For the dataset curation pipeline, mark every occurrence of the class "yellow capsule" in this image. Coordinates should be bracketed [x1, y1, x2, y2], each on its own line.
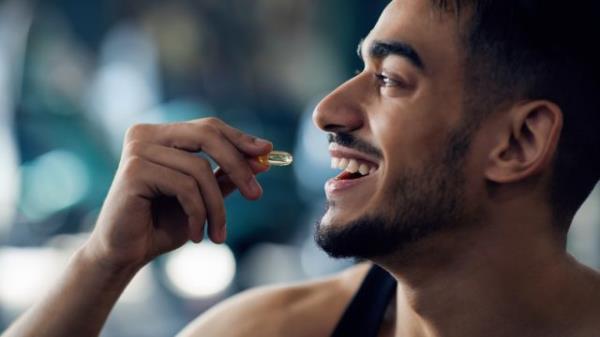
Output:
[258, 151, 293, 167]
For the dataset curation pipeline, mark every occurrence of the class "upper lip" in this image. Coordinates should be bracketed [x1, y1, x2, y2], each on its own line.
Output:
[328, 143, 381, 168]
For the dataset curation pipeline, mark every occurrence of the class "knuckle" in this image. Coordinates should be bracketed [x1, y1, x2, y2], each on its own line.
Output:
[122, 156, 145, 177]
[202, 117, 222, 128]
[198, 122, 219, 137]
[125, 123, 151, 142]
[230, 128, 249, 142]
[125, 140, 145, 156]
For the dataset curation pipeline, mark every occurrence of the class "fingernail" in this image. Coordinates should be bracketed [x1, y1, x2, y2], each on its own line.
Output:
[253, 137, 271, 147]
[247, 175, 261, 195]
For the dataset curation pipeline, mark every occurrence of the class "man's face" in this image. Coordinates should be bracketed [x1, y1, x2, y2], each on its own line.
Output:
[313, 0, 476, 258]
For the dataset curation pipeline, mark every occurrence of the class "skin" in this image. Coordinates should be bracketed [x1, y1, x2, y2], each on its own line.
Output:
[3, 1, 600, 337]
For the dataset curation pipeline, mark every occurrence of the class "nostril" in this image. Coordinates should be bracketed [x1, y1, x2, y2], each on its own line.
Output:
[313, 106, 349, 132]
[312, 81, 366, 133]
[324, 123, 352, 133]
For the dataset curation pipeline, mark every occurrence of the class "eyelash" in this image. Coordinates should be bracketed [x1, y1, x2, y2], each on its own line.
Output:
[375, 73, 404, 88]
[354, 69, 408, 90]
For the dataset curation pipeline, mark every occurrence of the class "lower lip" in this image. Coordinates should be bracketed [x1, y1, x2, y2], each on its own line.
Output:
[325, 173, 375, 196]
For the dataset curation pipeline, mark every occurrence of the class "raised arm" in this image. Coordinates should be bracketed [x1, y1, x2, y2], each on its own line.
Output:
[2, 118, 272, 337]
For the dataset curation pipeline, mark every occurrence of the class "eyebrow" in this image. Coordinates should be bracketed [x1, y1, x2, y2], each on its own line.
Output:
[357, 39, 425, 71]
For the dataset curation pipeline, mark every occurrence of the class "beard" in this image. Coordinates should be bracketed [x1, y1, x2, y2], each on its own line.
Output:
[315, 119, 476, 259]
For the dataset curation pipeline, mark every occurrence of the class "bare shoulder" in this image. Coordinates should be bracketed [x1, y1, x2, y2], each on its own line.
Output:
[176, 262, 372, 337]
[562, 260, 600, 336]
[581, 266, 600, 322]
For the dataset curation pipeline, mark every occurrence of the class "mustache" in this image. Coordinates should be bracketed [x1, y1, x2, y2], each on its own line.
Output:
[327, 133, 383, 160]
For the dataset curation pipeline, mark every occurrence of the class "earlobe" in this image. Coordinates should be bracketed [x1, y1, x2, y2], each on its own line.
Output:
[485, 101, 563, 184]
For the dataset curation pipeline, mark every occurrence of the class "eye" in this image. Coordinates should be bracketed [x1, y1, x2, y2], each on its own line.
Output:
[375, 73, 403, 88]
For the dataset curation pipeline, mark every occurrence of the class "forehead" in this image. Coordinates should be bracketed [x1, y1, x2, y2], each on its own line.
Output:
[363, 0, 463, 76]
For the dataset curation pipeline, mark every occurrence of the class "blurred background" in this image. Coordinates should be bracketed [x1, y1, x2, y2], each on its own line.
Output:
[0, 0, 598, 336]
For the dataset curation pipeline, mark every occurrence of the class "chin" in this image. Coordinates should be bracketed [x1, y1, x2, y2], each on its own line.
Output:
[314, 203, 395, 259]
[321, 199, 372, 226]
[317, 210, 359, 237]
[314, 171, 468, 260]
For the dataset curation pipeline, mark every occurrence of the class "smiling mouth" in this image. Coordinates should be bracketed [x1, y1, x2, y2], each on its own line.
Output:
[331, 157, 379, 180]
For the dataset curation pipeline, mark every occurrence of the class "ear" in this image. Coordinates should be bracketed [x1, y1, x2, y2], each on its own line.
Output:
[485, 100, 563, 184]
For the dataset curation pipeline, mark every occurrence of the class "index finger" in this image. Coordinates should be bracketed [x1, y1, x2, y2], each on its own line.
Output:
[126, 118, 273, 157]
[126, 119, 272, 199]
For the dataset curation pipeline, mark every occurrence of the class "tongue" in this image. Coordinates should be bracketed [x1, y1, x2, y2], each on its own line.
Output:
[336, 171, 365, 180]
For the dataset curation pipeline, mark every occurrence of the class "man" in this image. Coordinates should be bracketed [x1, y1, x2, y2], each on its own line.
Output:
[4, 0, 600, 336]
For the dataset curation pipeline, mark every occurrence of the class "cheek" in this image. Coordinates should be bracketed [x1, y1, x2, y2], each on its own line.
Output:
[370, 106, 450, 175]
[365, 80, 464, 201]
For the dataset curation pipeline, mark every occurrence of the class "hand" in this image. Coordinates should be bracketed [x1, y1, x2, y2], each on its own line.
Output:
[84, 118, 272, 271]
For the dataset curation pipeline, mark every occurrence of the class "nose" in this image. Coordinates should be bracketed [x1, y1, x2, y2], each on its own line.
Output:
[313, 76, 366, 133]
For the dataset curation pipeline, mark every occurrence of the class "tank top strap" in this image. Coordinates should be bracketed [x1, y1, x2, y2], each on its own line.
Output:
[330, 264, 397, 337]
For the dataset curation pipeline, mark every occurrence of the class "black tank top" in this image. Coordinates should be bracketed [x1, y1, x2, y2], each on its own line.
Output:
[330, 264, 397, 337]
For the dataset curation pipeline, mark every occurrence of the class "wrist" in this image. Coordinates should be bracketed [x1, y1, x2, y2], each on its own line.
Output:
[75, 243, 142, 282]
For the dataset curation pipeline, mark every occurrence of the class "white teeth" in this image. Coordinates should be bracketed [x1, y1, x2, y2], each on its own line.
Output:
[359, 164, 369, 175]
[331, 156, 378, 176]
[331, 157, 340, 169]
[346, 159, 359, 173]
[338, 158, 349, 170]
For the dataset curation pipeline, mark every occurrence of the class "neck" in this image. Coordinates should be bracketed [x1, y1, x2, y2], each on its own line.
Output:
[374, 202, 585, 337]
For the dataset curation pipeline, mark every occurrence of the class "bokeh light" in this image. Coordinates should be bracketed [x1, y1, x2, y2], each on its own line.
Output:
[0, 130, 20, 238]
[0, 247, 66, 314]
[165, 242, 236, 299]
[19, 150, 90, 221]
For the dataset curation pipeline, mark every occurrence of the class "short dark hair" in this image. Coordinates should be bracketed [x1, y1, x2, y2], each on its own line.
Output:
[432, 0, 600, 227]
